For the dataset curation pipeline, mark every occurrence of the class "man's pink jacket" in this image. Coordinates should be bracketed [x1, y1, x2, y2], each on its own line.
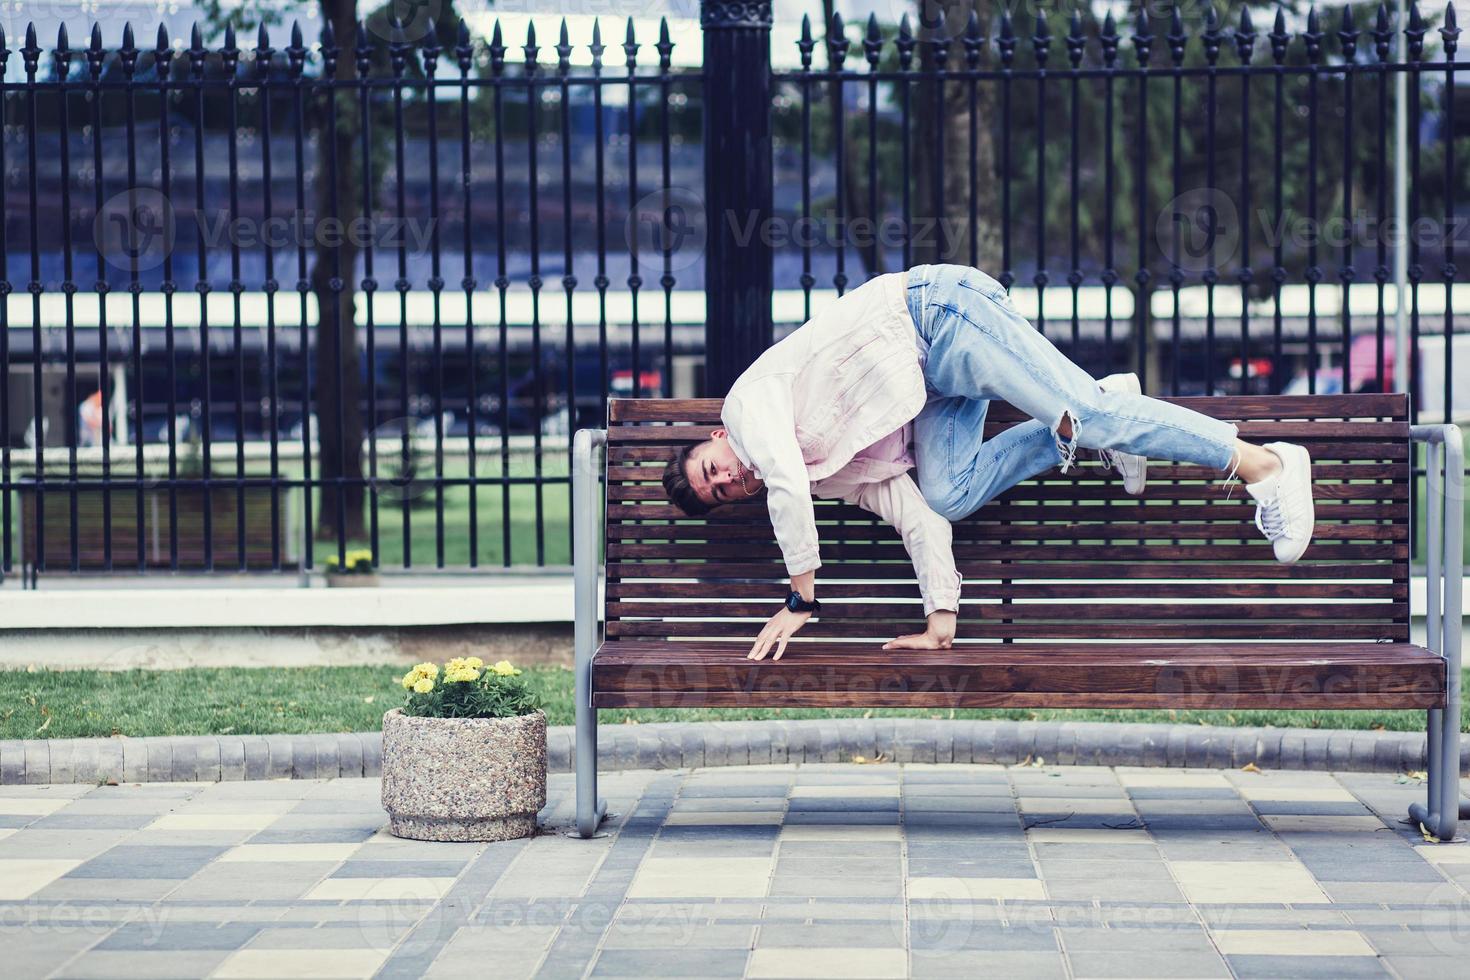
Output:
[720, 272, 963, 617]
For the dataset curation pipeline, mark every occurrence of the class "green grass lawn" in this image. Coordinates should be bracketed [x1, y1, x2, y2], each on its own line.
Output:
[304, 452, 573, 568]
[1, 665, 1463, 741]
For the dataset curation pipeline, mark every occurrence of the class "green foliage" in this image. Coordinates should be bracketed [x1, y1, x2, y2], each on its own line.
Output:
[398, 659, 543, 720]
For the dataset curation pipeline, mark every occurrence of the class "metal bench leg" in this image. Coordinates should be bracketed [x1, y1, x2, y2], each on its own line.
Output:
[1409, 425, 1463, 841]
[574, 428, 608, 839]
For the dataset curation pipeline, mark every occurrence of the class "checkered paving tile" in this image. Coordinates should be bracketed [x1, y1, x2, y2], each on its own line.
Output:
[0, 764, 1465, 977]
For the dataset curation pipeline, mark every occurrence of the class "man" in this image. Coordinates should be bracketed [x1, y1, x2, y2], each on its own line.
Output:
[662, 264, 1314, 662]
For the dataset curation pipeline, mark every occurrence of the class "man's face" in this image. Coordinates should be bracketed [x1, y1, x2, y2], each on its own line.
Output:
[685, 428, 763, 508]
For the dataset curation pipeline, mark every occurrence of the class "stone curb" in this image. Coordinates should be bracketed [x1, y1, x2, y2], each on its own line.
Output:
[0, 718, 1456, 785]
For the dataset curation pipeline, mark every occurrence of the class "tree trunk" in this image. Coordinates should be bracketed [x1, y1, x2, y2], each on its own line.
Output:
[311, 0, 366, 544]
[912, 0, 1001, 272]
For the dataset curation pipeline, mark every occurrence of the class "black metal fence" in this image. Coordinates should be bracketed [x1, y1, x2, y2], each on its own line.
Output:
[1, 1, 1464, 578]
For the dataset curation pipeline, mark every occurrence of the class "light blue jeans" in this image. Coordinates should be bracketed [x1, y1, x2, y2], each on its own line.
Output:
[905, 264, 1242, 521]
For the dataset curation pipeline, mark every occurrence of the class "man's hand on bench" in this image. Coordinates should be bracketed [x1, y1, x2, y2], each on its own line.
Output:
[747, 606, 812, 661]
[882, 610, 958, 651]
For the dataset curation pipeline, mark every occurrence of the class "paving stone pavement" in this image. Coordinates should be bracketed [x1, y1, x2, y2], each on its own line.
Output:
[2, 764, 1470, 979]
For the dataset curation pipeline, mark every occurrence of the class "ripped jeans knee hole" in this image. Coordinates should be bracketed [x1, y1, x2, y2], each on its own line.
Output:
[1053, 408, 1082, 473]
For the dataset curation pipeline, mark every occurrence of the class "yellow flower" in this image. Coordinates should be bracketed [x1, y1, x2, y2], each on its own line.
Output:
[490, 660, 520, 677]
[400, 672, 416, 690]
[445, 667, 481, 684]
[464, 656, 484, 670]
[410, 662, 438, 680]
[412, 677, 434, 694]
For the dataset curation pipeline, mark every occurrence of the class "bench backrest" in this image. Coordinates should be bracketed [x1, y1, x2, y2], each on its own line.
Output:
[604, 393, 1410, 646]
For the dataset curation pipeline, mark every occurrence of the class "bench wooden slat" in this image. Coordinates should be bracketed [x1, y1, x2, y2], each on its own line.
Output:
[605, 621, 1411, 641]
[607, 581, 1408, 600]
[605, 600, 1408, 621]
[607, 558, 1407, 578]
[608, 393, 1411, 422]
[590, 641, 1442, 710]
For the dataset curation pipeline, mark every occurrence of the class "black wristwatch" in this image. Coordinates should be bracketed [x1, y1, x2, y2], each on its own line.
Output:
[785, 590, 821, 616]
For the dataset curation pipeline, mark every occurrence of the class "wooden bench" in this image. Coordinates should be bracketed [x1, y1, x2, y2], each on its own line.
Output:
[572, 393, 1464, 839]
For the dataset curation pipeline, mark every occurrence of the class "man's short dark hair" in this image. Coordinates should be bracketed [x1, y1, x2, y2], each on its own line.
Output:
[662, 442, 714, 517]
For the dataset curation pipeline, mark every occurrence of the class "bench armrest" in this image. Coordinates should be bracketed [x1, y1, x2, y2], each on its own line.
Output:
[1410, 424, 1463, 680]
[573, 429, 608, 697]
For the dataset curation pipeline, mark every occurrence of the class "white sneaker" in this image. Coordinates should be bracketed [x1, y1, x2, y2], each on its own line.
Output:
[1244, 442, 1315, 563]
[1095, 372, 1147, 494]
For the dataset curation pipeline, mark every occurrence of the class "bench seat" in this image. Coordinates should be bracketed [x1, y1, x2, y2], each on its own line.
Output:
[592, 641, 1445, 709]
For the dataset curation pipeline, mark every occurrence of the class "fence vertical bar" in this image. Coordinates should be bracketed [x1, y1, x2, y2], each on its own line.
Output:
[1167, 8, 1185, 394]
[0, 29, 9, 578]
[656, 19, 674, 394]
[1236, 10, 1255, 395]
[457, 21, 479, 569]
[356, 22, 378, 570]
[225, 27, 246, 570]
[389, 22, 414, 568]
[1442, 8, 1459, 424]
[1132, 12, 1152, 391]
[258, 26, 281, 571]
[22, 25, 45, 572]
[1340, 10, 1358, 404]
[1202, 7, 1221, 396]
[590, 21, 609, 418]
[55, 27, 79, 572]
[1101, 13, 1118, 368]
[700, 0, 773, 394]
[1271, 11, 1288, 394]
[423, 27, 446, 568]
[1031, 13, 1047, 335]
[1066, 12, 1082, 352]
[830, 15, 851, 295]
[291, 24, 314, 571]
[1304, 10, 1323, 396]
[87, 25, 109, 570]
[525, 23, 545, 567]
[623, 19, 641, 408]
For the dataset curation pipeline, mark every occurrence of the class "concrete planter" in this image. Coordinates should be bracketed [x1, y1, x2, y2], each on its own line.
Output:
[380, 707, 547, 841]
[325, 572, 380, 588]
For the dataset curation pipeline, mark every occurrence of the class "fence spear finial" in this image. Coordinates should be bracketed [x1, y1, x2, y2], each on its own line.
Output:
[1235, 6, 1255, 64]
[962, 10, 984, 69]
[1269, 7, 1290, 64]
[1167, 5, 1187, 65]
[1101, 10, 1119, 67]
[1300, 7, 1322, 62]
[896, 13, 915, 70]
[1406, 2, 1426, 61]
[1339, 6, 1359, 60]
[1066, 10, 1084, 68]
[1442, 3, 1460, 56]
